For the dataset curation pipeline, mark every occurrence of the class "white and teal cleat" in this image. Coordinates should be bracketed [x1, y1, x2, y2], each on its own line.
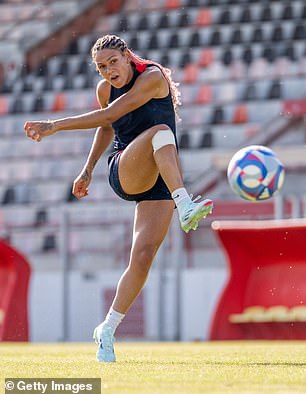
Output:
[180, 197, 213, 233]
[93, 324, 116, 362]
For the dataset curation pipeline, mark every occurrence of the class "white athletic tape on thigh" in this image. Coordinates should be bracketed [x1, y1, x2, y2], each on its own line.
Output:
[152, 130, 176, 153]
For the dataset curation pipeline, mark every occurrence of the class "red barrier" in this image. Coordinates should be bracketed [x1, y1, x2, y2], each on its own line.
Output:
[0, 240, 31, 341]
[105, 0, 123, 13]
[210, 219, 306, 340]
[283, 99, 306, 117]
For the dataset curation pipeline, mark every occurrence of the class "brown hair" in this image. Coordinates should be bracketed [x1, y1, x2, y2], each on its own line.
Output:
[91, 34, 181, 111]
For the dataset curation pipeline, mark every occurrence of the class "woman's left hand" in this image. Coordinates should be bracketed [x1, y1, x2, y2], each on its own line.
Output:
[24, 121, 58, 141]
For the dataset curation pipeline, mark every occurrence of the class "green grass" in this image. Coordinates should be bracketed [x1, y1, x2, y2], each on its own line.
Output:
[1, 341, 306, 393]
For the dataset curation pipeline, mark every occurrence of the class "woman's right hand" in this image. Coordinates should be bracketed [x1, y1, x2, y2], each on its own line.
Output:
[72, 169, 92, 199]
[24, 120, 58, 141]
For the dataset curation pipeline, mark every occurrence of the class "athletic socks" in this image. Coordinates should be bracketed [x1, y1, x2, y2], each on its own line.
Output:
[102, 307, 125, 335]
[171, 187, 191, 217]
[172, 187, 214, 233]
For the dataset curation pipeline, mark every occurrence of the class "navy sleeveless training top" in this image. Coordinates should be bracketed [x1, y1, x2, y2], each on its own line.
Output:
[108, 63, 177, 151]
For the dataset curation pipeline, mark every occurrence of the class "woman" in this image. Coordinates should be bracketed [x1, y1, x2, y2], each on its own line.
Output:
[24, 35, 213, 362]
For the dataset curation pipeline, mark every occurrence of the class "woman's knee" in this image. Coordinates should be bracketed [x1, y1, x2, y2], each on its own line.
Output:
[129, 243, 159, 276]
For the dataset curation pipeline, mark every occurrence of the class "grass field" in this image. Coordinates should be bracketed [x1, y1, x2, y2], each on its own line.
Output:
[1, 341, 306, 394]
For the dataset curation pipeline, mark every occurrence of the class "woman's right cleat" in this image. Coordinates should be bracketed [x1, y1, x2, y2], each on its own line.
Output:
[179, 198, 213, 233]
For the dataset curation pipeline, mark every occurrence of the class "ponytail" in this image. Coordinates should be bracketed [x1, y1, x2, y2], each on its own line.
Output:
[127, 49, 181, 111]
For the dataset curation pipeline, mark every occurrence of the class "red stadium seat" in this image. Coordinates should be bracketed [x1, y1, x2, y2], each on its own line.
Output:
[105, 0, 122, 13]
[195, 9, 212, 27]
[0, 96, 8, 115]
[198, 48, 214, 68]
[164, 0, 181, 10]
[52, 92, 66, 112]
[195, 85, 213, 104]
[183, 63, 199, 84]
[232, 104, 249, 124]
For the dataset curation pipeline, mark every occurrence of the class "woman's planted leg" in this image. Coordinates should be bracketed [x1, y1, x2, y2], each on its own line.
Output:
[93, 200, 174, 362]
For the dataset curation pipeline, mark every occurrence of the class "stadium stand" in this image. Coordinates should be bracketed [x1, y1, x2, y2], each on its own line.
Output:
[0, 0, 305, 270]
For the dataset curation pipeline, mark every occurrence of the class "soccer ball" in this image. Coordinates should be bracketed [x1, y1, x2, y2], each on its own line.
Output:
[227, 145, 285, 201]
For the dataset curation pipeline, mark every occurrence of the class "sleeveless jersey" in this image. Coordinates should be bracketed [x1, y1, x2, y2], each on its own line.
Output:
[108, 63, 177, 151]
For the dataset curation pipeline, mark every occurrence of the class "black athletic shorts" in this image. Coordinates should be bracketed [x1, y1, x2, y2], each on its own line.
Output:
[108, 151, 172, 203]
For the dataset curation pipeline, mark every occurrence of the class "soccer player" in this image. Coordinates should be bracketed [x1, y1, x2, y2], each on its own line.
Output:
[24, 35, 213, 362]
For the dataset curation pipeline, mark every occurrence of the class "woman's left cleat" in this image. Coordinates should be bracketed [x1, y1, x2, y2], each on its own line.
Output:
[93, 324, 116, 362]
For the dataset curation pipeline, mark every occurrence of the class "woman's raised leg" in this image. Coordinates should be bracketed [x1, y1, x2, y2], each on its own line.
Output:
[118, 124, 213, 233]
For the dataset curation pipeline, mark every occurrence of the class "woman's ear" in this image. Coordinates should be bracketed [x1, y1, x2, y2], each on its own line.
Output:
[125, 49, 132, 63]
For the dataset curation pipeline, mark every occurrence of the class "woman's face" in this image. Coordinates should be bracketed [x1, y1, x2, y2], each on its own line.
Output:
[95, 48, 133, 88]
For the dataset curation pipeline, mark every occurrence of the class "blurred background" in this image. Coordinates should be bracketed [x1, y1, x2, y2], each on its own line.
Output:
[0, 0, 305, 343]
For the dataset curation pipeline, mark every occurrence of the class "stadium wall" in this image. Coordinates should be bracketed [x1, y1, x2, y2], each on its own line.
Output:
[29, 266, 227, 342]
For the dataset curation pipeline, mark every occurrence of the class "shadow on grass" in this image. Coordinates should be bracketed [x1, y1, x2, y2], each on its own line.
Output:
[197, 361, 306, 367]
[124, 361, 306, 367]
